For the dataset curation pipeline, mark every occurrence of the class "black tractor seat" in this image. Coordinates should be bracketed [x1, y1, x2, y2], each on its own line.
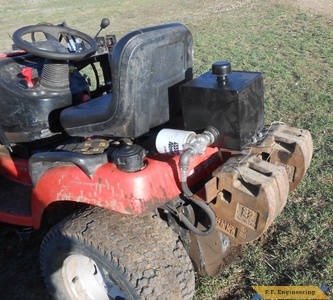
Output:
[60, 93, 116, 129]
[60, 22, 193, 138]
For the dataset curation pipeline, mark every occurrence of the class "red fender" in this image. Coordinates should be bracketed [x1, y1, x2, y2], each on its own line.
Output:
[30, 147, 221, 227]
[0, 147, 221, 228]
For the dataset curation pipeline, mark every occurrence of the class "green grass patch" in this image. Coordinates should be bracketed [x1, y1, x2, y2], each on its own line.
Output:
[190, 3, 332, 299]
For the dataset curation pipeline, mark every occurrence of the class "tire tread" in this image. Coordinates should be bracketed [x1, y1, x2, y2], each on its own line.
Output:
[40, 206, 195, 299]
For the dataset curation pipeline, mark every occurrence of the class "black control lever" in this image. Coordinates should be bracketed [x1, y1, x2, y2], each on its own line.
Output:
[94, 18, 110, 39]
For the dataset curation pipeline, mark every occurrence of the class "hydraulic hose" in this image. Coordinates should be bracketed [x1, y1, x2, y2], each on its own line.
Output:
[179, 127, 219, 198]
[161, 198, 216, 236]
[179, 148, 216, 236]
[179, 148, 195, 198]
[179, 198, 216, 236]
[156, 126, 220, 236]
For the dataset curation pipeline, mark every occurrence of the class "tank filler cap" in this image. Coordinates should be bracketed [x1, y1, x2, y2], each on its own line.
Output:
[212, 61, 231, 82]
[112, 144, 147, 172]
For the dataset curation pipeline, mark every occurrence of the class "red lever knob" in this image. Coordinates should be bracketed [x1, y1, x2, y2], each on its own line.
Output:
[21, 67, 34, 88]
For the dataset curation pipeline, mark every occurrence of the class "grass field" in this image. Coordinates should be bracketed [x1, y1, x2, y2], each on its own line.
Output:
[0, 0, 332, 299]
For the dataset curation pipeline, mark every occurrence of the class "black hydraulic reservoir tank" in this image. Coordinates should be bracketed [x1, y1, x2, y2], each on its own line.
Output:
[180, 61, 264, 150]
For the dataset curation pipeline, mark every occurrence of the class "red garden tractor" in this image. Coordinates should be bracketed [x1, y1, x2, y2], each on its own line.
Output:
[0, 19, 312, 299]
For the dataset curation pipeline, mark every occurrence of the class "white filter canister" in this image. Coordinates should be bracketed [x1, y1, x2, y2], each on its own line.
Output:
[156, 129, 196, 155]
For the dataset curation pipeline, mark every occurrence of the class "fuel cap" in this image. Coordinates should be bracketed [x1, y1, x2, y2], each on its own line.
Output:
[212, 61, 231, 81]
[112, 144, 147, 172]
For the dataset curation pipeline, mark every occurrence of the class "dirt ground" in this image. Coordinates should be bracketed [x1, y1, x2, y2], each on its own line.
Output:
[0, 0, 331, 299]
[274, 0, 333, 17]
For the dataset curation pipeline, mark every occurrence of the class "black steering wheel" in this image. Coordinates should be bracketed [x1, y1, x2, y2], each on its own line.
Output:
[12, 24, 98, 61]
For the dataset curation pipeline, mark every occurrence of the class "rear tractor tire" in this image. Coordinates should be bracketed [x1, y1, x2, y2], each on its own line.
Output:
[39, 206, 195, 300]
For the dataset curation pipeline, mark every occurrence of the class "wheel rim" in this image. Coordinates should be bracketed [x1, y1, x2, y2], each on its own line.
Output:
[62, 254, 127, 300]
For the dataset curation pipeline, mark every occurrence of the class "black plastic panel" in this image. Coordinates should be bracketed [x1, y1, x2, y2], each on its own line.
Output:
[180, 70, 264, 150]
[61, 23, 193, 138]
[0, 55, 72, 142]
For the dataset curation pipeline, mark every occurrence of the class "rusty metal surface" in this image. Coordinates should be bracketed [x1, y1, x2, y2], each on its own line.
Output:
[166, 198, 243, 277]
[249, 123, 313, 191]
[188, 229, 243, 276]
[208, 154, 289, 244]
[194, 124, 312, 244]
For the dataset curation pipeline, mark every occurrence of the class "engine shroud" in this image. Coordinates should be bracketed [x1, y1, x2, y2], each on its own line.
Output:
[180, 69, 264, 150]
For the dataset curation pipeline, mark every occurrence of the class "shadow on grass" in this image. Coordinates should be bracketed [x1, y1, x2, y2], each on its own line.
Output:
[0, 224, 50, 300]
